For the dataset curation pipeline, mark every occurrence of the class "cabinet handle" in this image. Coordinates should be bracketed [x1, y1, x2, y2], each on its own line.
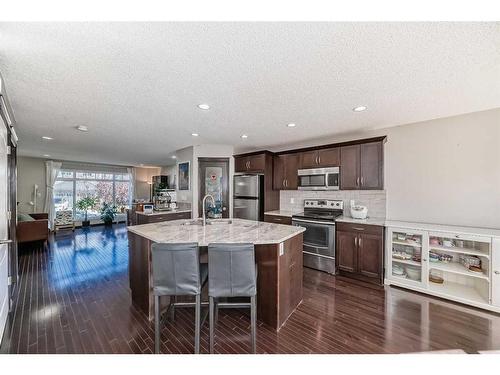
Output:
[359, 237, 362, 248]
[354, 237, 357, 247]
[318, 156, 321, 164]
[360, 176, 364, 186]
[352, 227, 365, 231]
[356, 177, 360, 187]
[285, 179, 288, 188]
[282, 179, 285, 188]
[495, 270, 500, 275]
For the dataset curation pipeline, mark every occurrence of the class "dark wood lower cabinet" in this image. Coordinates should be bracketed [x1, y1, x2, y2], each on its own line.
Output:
[336, 222, 384, 285]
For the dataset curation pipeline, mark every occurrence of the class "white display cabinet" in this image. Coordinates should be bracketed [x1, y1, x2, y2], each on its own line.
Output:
[385, 223, 500, 313]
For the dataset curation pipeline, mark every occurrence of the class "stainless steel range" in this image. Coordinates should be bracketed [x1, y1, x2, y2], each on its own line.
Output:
[292, 199, 344, 274]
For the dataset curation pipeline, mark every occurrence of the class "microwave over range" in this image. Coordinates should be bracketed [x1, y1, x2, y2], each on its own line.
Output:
[297, 167, 340, 190]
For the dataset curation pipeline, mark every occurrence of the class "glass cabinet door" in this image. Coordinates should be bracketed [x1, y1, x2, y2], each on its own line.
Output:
[387, 228, 428, 288]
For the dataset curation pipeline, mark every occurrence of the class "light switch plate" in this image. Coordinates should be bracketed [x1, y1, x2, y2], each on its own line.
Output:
[279, 242, 284, 256]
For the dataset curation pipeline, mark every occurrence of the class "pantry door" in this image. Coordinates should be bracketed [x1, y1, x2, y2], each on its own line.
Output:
[0, 116, 9, 345]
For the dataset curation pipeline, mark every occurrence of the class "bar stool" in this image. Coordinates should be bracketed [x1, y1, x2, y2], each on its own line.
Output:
[207, 243, 257, 354]
[151, 242, 208, 354]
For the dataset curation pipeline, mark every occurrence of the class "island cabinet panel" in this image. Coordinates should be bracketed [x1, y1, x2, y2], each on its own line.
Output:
[128, 232, 152, 314]
[336, 222, 384, 285]
[264, 214, 292, 225]
[299, 148, 340, 169]
[273, 153, 299, 190]
[278, 233, 303, 326]
[234, 153, 266, 173]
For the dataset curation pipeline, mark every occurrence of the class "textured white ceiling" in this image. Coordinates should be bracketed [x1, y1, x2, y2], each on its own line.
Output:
[1, 22, 499, 166]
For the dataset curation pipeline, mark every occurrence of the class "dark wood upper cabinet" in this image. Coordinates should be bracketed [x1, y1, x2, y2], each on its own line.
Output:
[340, 145, 360, 189]
[273, 153, 299, 190]
[299, 147, 340, 169]
[340, 141, 383, 190]
[360, 142, 383, 189]
[234, 153, 266, 173]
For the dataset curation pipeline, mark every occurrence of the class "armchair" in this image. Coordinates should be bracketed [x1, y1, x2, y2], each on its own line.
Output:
[16, 212, 49, 244]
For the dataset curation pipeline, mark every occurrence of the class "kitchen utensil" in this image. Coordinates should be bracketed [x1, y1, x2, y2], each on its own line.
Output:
[350, 205, 368, 219]
[406, 267, 420, 281]
[443, 239, 454, 247]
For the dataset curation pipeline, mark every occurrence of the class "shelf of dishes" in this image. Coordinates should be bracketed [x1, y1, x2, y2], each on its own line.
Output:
[392, 232, 422, 248]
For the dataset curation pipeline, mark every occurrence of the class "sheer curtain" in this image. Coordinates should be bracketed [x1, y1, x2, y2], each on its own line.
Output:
[128, 167, 136, 204]
[44, 160, 62, 230]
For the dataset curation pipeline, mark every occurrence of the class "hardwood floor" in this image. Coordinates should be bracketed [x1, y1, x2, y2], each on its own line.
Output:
[2, 224, 500, 354]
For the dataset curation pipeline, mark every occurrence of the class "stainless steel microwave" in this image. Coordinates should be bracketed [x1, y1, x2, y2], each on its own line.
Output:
[297, 167, 340, 190]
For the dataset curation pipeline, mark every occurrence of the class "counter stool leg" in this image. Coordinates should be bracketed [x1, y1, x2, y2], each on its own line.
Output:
[250, 295, 257, 354]
[170, 295, 176, 321]
[154, 295, 161, 354]
[215, 300, 219, 323]
[209, 296, 215, 353]
[195, 294, 201, 354]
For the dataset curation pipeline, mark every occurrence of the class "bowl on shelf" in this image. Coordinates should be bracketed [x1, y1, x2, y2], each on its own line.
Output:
[406, 267, 421, 281]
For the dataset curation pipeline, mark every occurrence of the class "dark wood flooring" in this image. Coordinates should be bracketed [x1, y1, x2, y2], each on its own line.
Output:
[2, 224, 500, 354]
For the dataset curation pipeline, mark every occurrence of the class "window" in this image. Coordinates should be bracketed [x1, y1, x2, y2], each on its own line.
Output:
[54, 168, 132, 220]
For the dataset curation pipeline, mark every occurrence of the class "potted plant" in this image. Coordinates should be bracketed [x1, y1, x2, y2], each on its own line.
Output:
[100, 202, 117, 226]
[76, 196, 97, 227]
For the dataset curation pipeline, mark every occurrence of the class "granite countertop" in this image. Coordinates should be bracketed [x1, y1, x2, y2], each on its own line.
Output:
[264, 210, 300, 218]
[127, 218, 306, 245]
[336, 215, 386, 226]
[136, 209, 192, 216]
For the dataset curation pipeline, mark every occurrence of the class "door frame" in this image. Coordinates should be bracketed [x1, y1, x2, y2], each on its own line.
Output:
[198, 157, 230, 219]
[0, 91, 18, 341]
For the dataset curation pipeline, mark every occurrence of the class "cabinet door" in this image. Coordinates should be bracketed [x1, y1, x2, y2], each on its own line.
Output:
[299, 150, 318, 169]
[247, 154, 266, 172]
[360, 141, 383, 189]
[340, 145, 360, 190]
[336, 230, 357, 273]
[318, 147, 340, 167]
[283, 153, 299, 190]
[235, 156, 249, 172]
[492, 238, 500, 307]
[357, 233, 383, 281]
[273, 155, 285, 190]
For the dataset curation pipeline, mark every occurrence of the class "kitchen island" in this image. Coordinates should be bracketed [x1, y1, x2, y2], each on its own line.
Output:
[127, 218, 305, 330]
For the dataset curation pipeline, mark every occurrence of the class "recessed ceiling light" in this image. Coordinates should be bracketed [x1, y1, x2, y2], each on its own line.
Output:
[353, 106, 367, 112]
[191, 133, 199, 137]
[171, 155, 177, 159]
[197, 104, 210, 110]
[43, 154, 51, 157]
[76, 125, 89, 132]
[287, 123, 296, 128]
[42, 136, 53, 140]
[241, 134, 248, 139]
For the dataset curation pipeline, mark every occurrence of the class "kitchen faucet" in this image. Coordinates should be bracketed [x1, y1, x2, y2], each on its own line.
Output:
[202, 194, 215, 226]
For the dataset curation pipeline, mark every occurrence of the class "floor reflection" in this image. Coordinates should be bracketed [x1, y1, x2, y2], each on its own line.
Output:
[49, 224, 129, 289]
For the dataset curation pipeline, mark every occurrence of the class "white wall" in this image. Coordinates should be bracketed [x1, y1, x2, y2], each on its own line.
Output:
[264, 108, 500, 229]
[134, 166, 161, 201]
[383, 109, 500, 228]
[17, 156, 46, 214]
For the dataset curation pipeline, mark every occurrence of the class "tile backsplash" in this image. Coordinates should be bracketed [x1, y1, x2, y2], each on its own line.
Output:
[280, 190, 387, 218]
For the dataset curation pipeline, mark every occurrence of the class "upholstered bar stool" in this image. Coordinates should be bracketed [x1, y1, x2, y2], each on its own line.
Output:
[151, 242, 208, 354]
[207, 243, 257, 354]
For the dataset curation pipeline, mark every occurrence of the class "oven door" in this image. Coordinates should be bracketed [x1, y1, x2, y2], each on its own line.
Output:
[292, 218, 335, 258]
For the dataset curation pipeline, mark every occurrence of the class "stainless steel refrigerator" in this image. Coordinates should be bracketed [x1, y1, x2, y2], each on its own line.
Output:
[233, 174, 264, 221]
